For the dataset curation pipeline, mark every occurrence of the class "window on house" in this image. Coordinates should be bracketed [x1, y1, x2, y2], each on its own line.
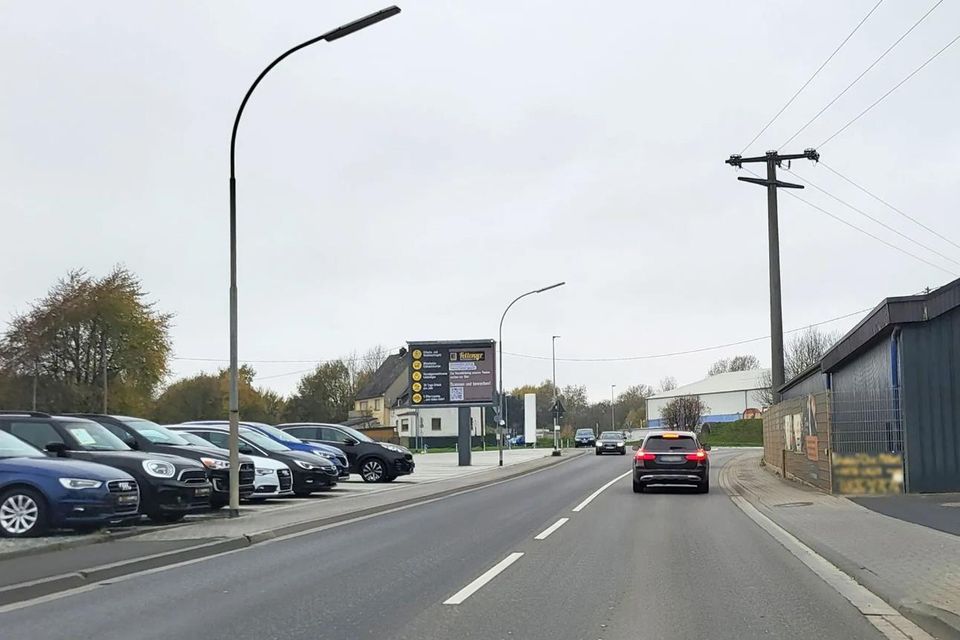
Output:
[431, 418, 442, 431]
[401, 419, 409, 433]
[360, 401, 368, 411]
[374, 399, 381, 411]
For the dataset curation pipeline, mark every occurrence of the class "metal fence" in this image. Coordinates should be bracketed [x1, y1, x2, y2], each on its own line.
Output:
[830, 387, 904, 455]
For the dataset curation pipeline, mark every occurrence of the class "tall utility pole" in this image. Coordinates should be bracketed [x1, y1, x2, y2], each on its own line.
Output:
[610, 384, 616, 430]
[552, 335, 560, 453]
[725, 148, 819, 403]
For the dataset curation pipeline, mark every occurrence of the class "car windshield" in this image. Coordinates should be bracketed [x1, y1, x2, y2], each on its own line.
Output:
[62, 421, 131, 451]
[178, 431, 221, 448]
[239, 428, 291, 452]
[0, 431, 45, 458]
[338, 425, 374, 443]
[599, 432, 622, 440]
[124, 419, 191, 445]
[255, 423, 304, 444]
[576, 430, 594, 436]
[643, 435, 698, 452]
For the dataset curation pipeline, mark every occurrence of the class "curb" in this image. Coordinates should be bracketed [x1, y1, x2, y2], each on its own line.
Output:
[0, 450, 585, 608]
[721, 452, 960, 640]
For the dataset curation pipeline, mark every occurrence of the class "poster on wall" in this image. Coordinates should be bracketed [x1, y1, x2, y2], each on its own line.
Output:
[832, 453, 904, 494]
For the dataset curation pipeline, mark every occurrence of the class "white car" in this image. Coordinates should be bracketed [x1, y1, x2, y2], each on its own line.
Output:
[175, 431, 293, 499]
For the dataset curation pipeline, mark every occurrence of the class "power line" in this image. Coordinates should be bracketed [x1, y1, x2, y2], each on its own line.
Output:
[780, 0, 944, 149]
[502, 308, 872, 363]
[172, 346, 404, 365]
[819, 30, 960, 147]
[742, 166, 957, 275]
[784, 166, 960, 267]
[739, 0, 884, 154]
[820, 161, 960, 251]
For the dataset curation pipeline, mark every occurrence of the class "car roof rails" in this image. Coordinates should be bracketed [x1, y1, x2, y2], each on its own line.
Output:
[0, 410, 53, 418]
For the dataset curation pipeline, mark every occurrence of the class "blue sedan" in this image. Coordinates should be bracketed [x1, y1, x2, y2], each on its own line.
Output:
[0, 431, 140, 537]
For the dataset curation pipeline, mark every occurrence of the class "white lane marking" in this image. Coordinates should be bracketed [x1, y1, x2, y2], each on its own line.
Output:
[534, 518, 569, 540]
[572, 471, 631, 512]
[729, 495, 934, 640]
[442, 552, 524, 605]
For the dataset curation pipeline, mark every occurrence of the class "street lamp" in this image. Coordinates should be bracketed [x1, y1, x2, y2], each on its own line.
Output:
[552, 335, 560, 454]
[610, 384, 617, 430]
[497, 282, 565, 467]
[226, 6, 401, 516]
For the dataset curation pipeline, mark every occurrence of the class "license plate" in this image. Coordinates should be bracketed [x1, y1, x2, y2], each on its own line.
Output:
[194, 487, 212, 497]
[660, 455, 682, 462]
[117, 495, 138, 505]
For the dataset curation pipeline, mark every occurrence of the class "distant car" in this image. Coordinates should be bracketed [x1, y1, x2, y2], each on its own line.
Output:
[0, 430, 140, 537]
[174, 431, 294, 500]
[509, 435, 525, 446]
[0, 412, 211, 523]
[181, 421, 350, 480]
[633, 430, 710, 494]
[68, 414, 255, 509]
[595, 431, 626, 455]
[169, 425, 339, 497]
[574, 429, 596, 448]
[278, 423, 415, 483]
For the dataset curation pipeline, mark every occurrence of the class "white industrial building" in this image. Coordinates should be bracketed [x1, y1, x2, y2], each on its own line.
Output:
[646, 369, 769, 428]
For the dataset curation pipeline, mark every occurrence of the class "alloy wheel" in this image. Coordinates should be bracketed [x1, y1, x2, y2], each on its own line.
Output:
[361, 460, 385, 482]
[0, 494, 39, 535]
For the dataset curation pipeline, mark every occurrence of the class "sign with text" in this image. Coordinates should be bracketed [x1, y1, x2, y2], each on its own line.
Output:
[832, 453, 904, 495]
[407, 340, 496, 407]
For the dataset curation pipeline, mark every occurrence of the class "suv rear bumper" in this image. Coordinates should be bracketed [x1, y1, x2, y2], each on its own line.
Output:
[633, 469, 707, 484]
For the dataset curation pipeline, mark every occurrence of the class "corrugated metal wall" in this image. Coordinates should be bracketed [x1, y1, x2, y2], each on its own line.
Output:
[901, 309, 960, 492]
[781, 371, 828, 401]
[831, 338, 892, 394]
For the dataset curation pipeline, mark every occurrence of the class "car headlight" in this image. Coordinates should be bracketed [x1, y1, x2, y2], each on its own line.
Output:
[255, 468, 274, 476]
[200, 457, 231, 471]
[294, 460, 318, 470]
[141, 460, 176, 478]
[617, 442, 625, 447]
[381, 443, 408, 454]
[313, 451, 335, 460]
[58, 478, 103, 490]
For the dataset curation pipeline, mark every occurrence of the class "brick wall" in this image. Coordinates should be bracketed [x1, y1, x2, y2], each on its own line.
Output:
[763, 391, 833, 492]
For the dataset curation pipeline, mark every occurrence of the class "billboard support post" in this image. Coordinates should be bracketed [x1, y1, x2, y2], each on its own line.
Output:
[458, 406, 471, 466]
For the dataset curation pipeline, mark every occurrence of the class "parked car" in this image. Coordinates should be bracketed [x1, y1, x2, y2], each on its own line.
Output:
[173, 431, 294, 500]
[595, 431, 627, 455]
[279, 423, 415, 483]
[68, 414, 255, 508]
[182, 421, 350, 480]
[632, 430, 710, 493]
[0, 412, 209, 523]
[0, 429, 140, 537]
[509, 435, 526, 446]
[574, 429, 596, 448]
[169, 425, 339, 496]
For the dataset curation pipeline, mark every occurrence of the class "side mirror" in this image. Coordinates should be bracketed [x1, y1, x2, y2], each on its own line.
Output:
[45, 442, 69, 456]
[126, 439, 139, 450]
[238, 444, 255, 455]
[343, 437, 358, 446]
[703, 444, 712, 451]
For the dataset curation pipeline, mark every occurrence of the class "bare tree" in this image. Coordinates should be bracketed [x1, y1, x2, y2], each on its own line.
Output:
[708, 354, 761, 376]
[757, 327, 840, 406]
[658, 376, 678, 392]
[660, 395, 708, 431]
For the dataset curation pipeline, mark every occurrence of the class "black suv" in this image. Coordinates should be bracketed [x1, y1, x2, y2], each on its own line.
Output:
[68, 414, 256, 508]
[574, 429, 596, 448]
[0, 412, 213, 523]
[169, 424, 339, 496]
[279, 423, 414, 483]
[632, 430, 710, 494]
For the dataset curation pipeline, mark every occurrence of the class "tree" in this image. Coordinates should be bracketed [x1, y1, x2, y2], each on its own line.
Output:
[152, 365, 284, 424]
[757, 326, 840, 405]
[283, 360, 353, 423]
[617, 384, 654, 427]
[708, 354, 760, 376]
[0, 267, 172, 414]
[658, 376, 678, 392]
[660, 395, 708, 431]
[346, 345, 389, 398]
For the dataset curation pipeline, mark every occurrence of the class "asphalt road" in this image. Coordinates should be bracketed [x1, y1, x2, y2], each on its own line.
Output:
[0, 449, 886, 640]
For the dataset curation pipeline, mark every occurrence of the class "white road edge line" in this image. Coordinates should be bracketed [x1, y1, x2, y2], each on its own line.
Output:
[572, 471, 631, 512]
[729, 494, 934, 640]
[442, 552, 524, 605]
[534, 518, 569, 540]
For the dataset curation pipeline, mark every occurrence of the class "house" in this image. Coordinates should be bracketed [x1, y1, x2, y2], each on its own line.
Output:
[646, 369, 769, 428]
[350, 349, 409, 426]
[770, 278, 960, 493]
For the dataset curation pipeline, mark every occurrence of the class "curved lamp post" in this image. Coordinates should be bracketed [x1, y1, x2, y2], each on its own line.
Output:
[227, 6, 401, 515]
[497, 282, 565, 467]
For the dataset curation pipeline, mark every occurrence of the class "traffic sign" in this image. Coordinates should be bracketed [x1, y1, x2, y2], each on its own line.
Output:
[552, 398, 565, 420]
[407, 340, 496, 407]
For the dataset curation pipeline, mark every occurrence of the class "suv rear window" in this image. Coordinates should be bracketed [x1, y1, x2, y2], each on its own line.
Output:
[643, 435, 697, 452]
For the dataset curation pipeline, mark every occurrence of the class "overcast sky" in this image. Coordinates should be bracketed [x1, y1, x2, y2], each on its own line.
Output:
[3, 1, 959, 403]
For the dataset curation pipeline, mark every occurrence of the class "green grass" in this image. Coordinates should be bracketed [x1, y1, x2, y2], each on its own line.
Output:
[700, 419, 762, 447]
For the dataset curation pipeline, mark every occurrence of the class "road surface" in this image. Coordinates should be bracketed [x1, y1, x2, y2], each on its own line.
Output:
[0, 449, 885, 639]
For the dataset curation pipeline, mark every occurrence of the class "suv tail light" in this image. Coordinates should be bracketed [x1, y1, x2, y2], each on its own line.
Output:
[635, 450, 656, 461]
[685, 449, 708, 461]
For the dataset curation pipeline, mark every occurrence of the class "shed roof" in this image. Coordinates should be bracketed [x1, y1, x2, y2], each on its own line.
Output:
[648, 369, 769, 400]
[355, 350, 408, 400]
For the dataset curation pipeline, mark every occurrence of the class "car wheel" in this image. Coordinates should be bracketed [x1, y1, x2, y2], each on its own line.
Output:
[697, 479, 710, 494]
[148, 512, 185, 524]
[360, 458, 388, 483]
[632, 478, 643, 494]
[0, 487, 48, 538]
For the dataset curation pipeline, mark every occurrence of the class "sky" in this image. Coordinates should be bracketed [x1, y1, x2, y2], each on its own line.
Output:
[2, 1, 959, 403]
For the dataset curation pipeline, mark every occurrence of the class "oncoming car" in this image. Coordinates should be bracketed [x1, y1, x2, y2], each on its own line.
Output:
[574, 429, 596, 448]
[632, 430, 710, 493]
[595, 431, 626, 455]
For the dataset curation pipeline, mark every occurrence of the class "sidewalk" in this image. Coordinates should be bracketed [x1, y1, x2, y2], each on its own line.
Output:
[722, 451, 960, 638]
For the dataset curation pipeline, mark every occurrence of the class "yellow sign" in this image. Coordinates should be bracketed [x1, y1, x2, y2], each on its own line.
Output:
[412, 371, 422, 381]
[412, 382, 422, 392]
[412, 393, 423, 404]
[412, 349, 422, 359]
[412, 360, 423, 371]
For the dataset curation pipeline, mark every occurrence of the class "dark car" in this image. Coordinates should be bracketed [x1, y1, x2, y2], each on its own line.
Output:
[169, 424, 339, 497]
[0, 430, 140, 537]
[632, 430, 710, 493]
[279, 423, 415, 483]
[69, 414, 256, 508]
[595, 431, 627, 455]
[0, 412, 211, 523]
[574, 429, 596, 448]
